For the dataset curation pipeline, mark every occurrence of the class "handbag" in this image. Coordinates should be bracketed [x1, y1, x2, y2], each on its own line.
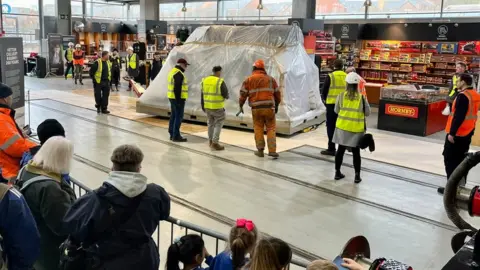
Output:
[59, 190, 145, 270]
[358, 96, 375, 152]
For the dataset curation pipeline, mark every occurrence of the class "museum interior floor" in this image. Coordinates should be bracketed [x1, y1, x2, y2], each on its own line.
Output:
[22, 76, 480, 269]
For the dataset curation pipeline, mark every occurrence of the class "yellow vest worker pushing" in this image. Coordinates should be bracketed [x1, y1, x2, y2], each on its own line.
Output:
[94, 59, 111, 84]
[167, 67, 189, 99]
[326, 70, 347, 104]
[336, 92, 365, 133]
[202, 76, 225, 109]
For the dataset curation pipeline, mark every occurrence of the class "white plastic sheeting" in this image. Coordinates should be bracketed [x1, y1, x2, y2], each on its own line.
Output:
[137, 25, 325, 134]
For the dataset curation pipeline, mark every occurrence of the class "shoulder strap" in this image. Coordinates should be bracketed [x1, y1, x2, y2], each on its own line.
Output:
[362, 95, 367, 132]
[20, 176, 56, 192]
[0, 183, 10, 200]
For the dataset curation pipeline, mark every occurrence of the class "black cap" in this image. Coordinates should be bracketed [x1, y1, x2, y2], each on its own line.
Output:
[37, 119, 65, 145]
[0, 83, 13, 99]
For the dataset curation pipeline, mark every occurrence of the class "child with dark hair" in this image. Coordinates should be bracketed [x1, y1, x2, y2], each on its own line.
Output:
[247, 237, 292, 270]
[209, 219, 258, 270]
[166, 234, 212, 270]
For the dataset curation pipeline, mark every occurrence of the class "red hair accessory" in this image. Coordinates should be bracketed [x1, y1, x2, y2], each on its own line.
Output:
[236, 219, 255, 231]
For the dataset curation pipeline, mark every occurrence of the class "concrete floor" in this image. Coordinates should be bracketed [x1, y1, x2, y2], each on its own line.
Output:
[23, 76, 480, 269]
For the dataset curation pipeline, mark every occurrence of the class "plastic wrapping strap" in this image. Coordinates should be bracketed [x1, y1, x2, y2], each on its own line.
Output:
[182, 40, 293, 51]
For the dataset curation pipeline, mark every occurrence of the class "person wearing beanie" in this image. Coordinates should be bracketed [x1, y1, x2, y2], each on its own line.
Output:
[0, 83, 37, 180]
[62, 144, 170, 270]
[20, 119, 66, 167]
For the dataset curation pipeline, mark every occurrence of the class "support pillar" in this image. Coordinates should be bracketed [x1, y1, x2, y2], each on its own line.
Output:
[138, 0, 159, 40]
[56, 0, 71, 35]
[292, 0, 316, 19]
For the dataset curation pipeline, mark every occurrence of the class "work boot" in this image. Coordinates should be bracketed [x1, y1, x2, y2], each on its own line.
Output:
[354, 173, 362, 184]
[211, 143, 225, 151]
[437, 187, 445, 195]
[75, 79, 77, 85]
[254, 150, 264, 158]
[321, 149, 336, 156]
[80, 81, 84, 85]
[102, 110, 110, 114]
[116, 86, 119, 91]
[209, 140, 212, 146]
[97, 108, 101, 114]
[334, 171, 345, 180]
[268, 152, 279, 159]
[173, 137, 188, 143]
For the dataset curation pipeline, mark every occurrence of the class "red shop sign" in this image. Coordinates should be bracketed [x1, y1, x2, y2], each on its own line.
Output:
[385, 104, 419, 119]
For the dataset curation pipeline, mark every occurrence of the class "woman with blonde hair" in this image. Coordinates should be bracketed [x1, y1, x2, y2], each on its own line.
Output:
[16, 136, 76, 270]
[247, 237, 292, 270]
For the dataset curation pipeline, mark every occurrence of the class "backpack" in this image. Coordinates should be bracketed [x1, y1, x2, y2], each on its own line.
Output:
[59, 190, 145, 270]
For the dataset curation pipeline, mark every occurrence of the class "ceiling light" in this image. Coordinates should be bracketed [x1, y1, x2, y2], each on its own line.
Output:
[257, 4, 263, 10]
[181, 5, 187, 12]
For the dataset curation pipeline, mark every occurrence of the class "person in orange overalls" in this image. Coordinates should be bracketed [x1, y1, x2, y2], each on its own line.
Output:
[0, 83, 37, 181]
[239, 60, 282, 158]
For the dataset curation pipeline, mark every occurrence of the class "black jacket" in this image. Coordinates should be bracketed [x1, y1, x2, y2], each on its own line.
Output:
[89, 60, 109, 82]
[150, 60, 162, 80]
[62, 176, 170, 270]
[172, 65, 186, 102]
[321, 68, 343, 103]
[17, 166, 77, 270]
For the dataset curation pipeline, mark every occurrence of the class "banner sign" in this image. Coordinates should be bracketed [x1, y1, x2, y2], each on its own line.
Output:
[332, 24, 359, 40]
[48, 34, 64, 76]
[385, 104, 419, 119]
[0, 37, 24, 110]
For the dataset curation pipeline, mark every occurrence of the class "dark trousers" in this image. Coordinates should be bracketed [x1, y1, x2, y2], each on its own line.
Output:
[443, 134, 472, 181]
[94, 81, 110, 110]
[169, 99, 185, 139]
[65, 62, 74, 78]
[111, 67, 120, 87]
[325, 104, 338, 151]
[336, 145, 361, 173]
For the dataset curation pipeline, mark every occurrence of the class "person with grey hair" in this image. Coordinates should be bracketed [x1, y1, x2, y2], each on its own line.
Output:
[16, 136, 76, 270]
[61, 144, 171, 270]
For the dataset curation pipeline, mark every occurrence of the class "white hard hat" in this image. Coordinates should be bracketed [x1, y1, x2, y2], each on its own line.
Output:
[75, 44, 81, 48]
[346, 72, 361, 84]
[127, 46, 133, 51]
[68, 42, 74, 46]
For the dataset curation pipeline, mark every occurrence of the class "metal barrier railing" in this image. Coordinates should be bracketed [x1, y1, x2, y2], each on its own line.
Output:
[69, 179, 310, 268]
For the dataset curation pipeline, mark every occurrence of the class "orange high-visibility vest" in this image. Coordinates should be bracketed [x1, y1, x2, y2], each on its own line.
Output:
[445, 88, 480, 137]
[73, 51, 84, 65]
[359, 77, 367, 99]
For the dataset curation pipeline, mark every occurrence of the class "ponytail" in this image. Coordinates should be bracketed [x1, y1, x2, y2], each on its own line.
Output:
[231, 237, 247, 269]
[166, 243, 181, 270]
[228, 221, 258, 270]
[165, 235, 205, 270]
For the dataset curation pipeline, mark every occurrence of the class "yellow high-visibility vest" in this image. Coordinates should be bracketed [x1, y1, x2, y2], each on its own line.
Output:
[450, 75, 458, 97]
[336, 92, 365, 133]
[326, 70, 347, 104]
[66, 48, 73, 61]
[167, 67, 188, 99]
[128, 53, 137, 69]
[94, 59, 112, 84]
[202, 76, 225, 109]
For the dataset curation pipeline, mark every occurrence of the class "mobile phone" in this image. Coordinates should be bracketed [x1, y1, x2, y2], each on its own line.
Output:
[333, 256, 349, 270]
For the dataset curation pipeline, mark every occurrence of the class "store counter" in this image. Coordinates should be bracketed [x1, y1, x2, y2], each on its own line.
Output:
[377, 85, 448, 137]
[365, 83, 384, 105]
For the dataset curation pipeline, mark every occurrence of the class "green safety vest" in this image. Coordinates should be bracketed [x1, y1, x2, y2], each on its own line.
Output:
[326, 70, 347, 104]
[167, 67, 188, 99]
[94, 59, 111, 84]
[66, 48, 73, 61]
[202, 76, 225, 110]
[128, 53, 137, 69]
[336, 92, 365, 133]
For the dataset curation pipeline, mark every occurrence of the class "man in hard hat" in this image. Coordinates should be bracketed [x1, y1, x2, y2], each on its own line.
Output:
[167, 58, 190, 142]
[64, 42, 75, 81]
[89, 51, 112, 114]
[239, 59, 281, 158]
[126, 46, 139, 91]
[0, 83, 37, 181]
[201, 66, 229, 151]
[321, 59, 346, 156]
[73, 44, 85, 85]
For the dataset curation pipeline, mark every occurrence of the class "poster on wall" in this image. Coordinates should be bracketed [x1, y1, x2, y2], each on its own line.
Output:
[157, 35, 167, 51]
[0, 37, 25, 110]
[48, 34, 64, 76]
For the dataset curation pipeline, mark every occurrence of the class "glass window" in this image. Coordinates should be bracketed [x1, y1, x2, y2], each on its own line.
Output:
[86, 0, 127, 20]
[43, 0, 56, 16]
[315, 0, 365, 19]
[71, 0, 83, 16]
[160, 1, 217, 21]
[3, 0, 39, 15]
[2, 14, 40, 55]
[218, 0, 260, 20]
[443, 0, 480, 17]
[368, 0, 442, 18]
[129, 4, 140, 21]
[260, 0, 292, 20]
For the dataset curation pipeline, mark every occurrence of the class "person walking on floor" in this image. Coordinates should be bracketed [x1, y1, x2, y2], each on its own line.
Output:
[333, 72, 370, 184]
[64, 42, 74, 81]
[239, 59, 282, 158]
[438, 73, 480, 194]
[168, 58, 190, 142]
[90, 51, 112, 114]
[202, 66, 229, 151]
[110, 48, 121, 91]
[126, 46, 139, 92]
[321, 59, 347, 156]
[73, 44, 85, 85]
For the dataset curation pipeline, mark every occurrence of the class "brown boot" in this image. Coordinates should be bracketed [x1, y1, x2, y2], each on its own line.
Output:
[254, 150, 264, 157]
[211, 142, 225, 151]
[268, 152, 280, 159]
[209, 140, 212, 147]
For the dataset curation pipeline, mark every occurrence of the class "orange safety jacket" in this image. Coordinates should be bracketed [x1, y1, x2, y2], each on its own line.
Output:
[239, 70, 281, 109]
[73, 50, 85, 66]
[359, 77, 367, 98]
[445, 88, 480, 137]
[0, 106, 37, 180]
